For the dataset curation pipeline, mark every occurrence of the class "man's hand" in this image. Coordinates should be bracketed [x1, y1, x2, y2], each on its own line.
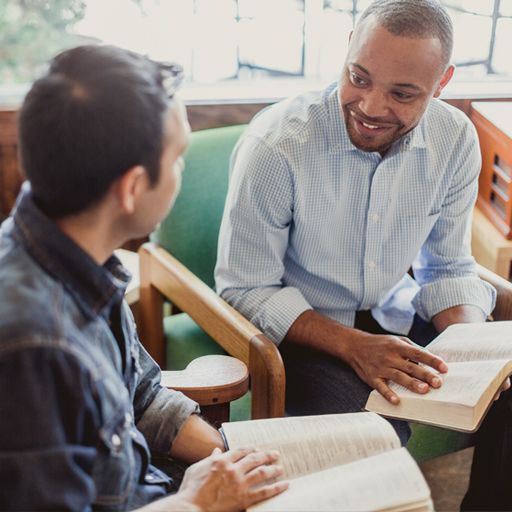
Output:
[494, 378, 511, 401]
[177, 447, 288, 512]
[347, 332, 448, 404]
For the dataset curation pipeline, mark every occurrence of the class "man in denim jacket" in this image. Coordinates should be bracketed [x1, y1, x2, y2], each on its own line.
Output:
[0, 45, 287, 511]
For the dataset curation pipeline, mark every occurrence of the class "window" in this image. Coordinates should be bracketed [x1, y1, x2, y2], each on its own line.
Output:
[1, 0, 511, 92]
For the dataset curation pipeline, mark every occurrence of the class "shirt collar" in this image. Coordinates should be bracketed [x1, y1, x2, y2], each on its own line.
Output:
[326, 83, 427, 155]
[11, 184, 131, 321]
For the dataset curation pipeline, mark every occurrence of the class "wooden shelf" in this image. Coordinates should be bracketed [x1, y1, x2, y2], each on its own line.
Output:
[472, 206, 512, 279]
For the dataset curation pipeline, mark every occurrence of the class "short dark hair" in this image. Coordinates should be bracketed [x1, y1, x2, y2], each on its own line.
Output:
[359, 0, 453, 70]
[19, 45, 183, 218]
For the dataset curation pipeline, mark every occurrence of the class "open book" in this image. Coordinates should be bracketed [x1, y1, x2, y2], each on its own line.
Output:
[366, 321, 512, 432]
[222, 412, 432, 512]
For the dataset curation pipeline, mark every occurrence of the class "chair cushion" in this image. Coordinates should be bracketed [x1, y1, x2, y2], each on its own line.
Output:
[164, 312, 251, 422]
[407, 423, 473, 462]
[152, 125, 247, 288]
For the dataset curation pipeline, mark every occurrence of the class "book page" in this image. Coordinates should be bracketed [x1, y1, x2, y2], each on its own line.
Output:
[249, 448, 432, 512]
[366, 359, 512, 431]
[222, 412, 400, 479]
[386, 360, 511, 407]
[427, 321, 512, 362]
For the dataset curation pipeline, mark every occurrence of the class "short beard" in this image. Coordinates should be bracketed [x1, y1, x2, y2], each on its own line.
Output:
[342, 104, 406, 154]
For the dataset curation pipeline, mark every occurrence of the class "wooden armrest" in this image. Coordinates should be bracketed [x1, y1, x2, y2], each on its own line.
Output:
[161, 355, 249, 405]
[138, 242, 285, 418]
[477, 263, 512, 320]
[162, 355, 249, 427]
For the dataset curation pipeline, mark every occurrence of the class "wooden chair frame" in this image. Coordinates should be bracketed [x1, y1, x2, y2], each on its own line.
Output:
[138, 242, 285, 419]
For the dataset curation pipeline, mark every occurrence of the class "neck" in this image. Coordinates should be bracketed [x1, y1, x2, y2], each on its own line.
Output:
[55, 208, 126, 265]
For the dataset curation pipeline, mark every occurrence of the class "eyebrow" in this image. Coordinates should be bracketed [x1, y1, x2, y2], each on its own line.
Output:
[349, 62, 422, 91]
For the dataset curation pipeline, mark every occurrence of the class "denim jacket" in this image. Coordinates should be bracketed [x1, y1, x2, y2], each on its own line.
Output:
[0, 186, 199, 511]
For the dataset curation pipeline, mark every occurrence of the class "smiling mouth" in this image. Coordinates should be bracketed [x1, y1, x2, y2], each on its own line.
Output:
[350, 111, 396, 136]
[360, 120, 381, 130]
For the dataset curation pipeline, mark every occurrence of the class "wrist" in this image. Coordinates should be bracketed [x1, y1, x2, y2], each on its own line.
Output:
[218, 427, 229, 452]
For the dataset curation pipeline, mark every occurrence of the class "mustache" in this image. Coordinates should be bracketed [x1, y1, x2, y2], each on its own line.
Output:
[345, 106, 399, 127]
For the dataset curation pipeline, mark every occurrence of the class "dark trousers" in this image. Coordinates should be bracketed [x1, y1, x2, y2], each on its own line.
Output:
[279, 312, 512, 511]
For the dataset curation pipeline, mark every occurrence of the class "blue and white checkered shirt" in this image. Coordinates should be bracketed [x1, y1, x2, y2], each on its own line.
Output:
[215, 83, 496, 344]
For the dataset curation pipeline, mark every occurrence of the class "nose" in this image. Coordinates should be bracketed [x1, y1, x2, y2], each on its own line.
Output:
[358, 88, 389, 119]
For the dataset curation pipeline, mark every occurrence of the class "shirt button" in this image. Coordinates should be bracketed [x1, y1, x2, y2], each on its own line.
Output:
[368, 260, 376, 269]
[371, 213, 380, 222]
[124, 412, 132, 427]
[111, 433, 122, 449]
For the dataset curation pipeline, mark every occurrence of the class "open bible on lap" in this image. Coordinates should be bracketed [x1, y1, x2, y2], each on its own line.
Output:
[366, 321, 512, 432]
[221, 412, 432, 512]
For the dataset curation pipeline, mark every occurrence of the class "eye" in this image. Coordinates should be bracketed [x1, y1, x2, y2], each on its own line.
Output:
[349, 72, 367, 87]
[392, 91, 415, 102]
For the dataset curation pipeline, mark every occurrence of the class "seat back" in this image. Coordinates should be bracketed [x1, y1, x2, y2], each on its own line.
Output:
[151, 124, 246, 287]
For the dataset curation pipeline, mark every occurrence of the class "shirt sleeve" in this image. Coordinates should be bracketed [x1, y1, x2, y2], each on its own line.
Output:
[215, 135, 313, 345]
[132, 335, 200, 455]
[412, 121, 496, 321]
[0, 345, 100, 511]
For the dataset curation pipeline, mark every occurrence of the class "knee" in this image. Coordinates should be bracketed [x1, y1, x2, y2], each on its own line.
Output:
[388, 419, 411, 446]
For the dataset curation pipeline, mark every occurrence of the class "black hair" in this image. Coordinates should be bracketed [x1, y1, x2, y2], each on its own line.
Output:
[18, 45, 182, 217]
[359, 0, 453, 70]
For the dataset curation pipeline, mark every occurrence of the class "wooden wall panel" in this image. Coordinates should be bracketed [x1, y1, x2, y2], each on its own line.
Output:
[0, 109, 23, 221]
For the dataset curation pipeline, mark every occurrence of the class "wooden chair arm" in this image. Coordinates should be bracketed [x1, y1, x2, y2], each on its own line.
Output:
[161, 355, 248, 405]
[138, 242, 285, 419]
[160, 355, 249, 427]
[477, 263, 512, 320]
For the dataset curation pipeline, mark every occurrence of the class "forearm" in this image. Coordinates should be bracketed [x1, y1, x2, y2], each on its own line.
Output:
[283, 309, 364, 363]
[169, 414, 224, 464]
[222, 285, 313, 345]
[432, 304, 486, 333]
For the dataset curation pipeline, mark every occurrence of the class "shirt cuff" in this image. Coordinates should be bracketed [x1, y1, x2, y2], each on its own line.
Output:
[136, 387, 200, 454]
[252, 286, 313, 344]
[412, 276, 496, 322]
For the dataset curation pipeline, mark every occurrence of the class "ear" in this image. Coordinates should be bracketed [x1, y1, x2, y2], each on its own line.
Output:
[116, 165, 147, 214]
[433, 65, 454, 98]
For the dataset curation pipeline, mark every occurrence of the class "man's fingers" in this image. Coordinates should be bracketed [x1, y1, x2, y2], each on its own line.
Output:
[494, 378, 511, 401]
[225, 447, 257, 463]
[236, 450, 280, 474]
[247, 480, 289, 506]
[386, 368, 432, 394]
[374, 378, 399, 404]
[401, 344, 448, 374]
[401, 360, 443, 389]
[245, 463, 284, 486]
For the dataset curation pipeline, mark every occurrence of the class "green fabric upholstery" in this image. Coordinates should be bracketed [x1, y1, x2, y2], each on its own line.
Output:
[153, 125, 249, 421]
[408, 424, 472, 463]
[163, 313, 225, 370]
[151, 124, 247, 288]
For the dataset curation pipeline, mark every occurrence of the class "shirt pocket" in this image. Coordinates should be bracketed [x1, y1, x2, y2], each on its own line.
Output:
[93, 410, 136, 509]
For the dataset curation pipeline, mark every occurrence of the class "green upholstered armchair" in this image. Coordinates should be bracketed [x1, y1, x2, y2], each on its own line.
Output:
[136, 123, 512, 461]
[138, 125, 285, 421]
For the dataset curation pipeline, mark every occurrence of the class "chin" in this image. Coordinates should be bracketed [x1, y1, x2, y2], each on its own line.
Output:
[346, 122, 400, 153]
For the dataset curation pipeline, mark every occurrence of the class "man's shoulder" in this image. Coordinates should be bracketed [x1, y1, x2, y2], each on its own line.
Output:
[424, 99, 477, 140]
[246, 82, 337, 149]
[0, 242, 64, 348]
